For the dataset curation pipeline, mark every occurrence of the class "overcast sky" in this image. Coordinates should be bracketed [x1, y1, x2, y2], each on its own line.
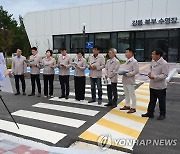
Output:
[1, 0, 110, 21]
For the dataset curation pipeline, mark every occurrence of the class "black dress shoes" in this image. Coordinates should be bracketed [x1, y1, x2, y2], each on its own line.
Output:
[157, 115, 165, 120]
[141, 113, 154, 118]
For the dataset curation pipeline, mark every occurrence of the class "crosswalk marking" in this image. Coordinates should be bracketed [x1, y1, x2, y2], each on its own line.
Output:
[79, 124, 135, 150]
[49, 97, 106, 108]
[103, 113, 145, 132]
[85, 89, 124, 95]
[33, 103, 99, 116]
[136, 94, 149, 100]
[97, 118, 140, 138]
[136, 97, 149, 103]
[86, 85, 124, 91]
[109, 109, 148, 124]
[12, 110, 86, 128]
[79, 131, 125, 149]
[135, 89, 150, 94]
[0, 119, 66, 144]
[119, 101, 147, 112]
[79, 82, 149, 151]
[69, 92, 107, 99]
[135, 91, 149, 96]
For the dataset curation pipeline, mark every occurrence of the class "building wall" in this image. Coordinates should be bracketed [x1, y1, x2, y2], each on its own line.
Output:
[23, 0, 180, 56]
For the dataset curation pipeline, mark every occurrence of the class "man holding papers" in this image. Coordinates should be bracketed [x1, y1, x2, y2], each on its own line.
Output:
[28, 47, 42, 97]
[58, 48, 72, 99]
[11, 49, 27, 95]
[88, 46, 105, 105]
[104, 48, 120, 108]
[142, 48, 169, 120]
[120, 48, 139, 113]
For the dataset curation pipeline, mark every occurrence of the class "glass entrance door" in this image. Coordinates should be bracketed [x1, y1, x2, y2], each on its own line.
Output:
[145, 38, 168, 61]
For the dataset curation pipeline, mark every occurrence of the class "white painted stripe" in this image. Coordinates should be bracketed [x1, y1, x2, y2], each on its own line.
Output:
[12, 110, 85, 128]
[49, 97, 106, 108]
[135, 89, 149, 93]
[84, 123, 135, 150]
[85, 89, 124, 95]
[69, 92, 108, 99]
[114, 106, 145, 117]
[86, 85, 124, 91]
[136, 101, 148, 108]
[33, 103, 99, 116]
[0, 119, 66, 144]
[103, 113, 145, 132]
[119, 100, 148, 108]
[136, 94, 149, 100]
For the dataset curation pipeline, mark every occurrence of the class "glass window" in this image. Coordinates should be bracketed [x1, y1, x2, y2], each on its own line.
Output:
[95, 33, 111, 53]
[168, 37, 179, 62]
[111, 32, 118, 50]
[65, 35, 71, 53]
[70, 34, 88, 53]
[145, 30, 168, 38]
[53, 35, 65, 49]
[118, 32, 130, 53]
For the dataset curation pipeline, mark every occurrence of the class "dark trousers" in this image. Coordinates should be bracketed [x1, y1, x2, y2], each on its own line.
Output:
[148, 88, 166, 116]
[90, 77, 102, 101]
[59, 75, 69, 96]
[14, 75, 26, 93]
[107, 83, 118, 106]
[74, 76, 86, 100]
[43, 74, 54, 96]
[30, 74, 41, 94]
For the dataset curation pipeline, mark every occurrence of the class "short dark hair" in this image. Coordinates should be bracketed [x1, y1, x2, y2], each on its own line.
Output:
[31, 47, 37, 51]
[76, 50, 84, 56]
[60, 47, 66, 51]
[126, 48, 135, 55]
[93, 45, 101, 51]
[46, 50, 53, 56]
[153, 48, 163, 57]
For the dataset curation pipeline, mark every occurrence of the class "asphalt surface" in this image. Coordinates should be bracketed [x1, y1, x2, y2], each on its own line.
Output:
[133, 77, 180, 154]
[0, 74, 179, 154]
[0, 76, 141, 149]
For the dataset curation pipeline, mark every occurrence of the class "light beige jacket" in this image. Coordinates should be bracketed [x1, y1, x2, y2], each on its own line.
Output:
[88, 54, 105, 78]
[105, 57, 120, 83]
[29, 54, 42, 74]
[11, 56, 27, 75]
[122, 57, 139, 85]
[42, 57, 56, 75]
[58, 54, 72, 76]
[149, 57, 169, 89]
[73, 57, 87, 77]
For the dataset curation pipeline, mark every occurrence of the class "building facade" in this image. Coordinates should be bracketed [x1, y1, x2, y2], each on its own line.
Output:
[23, 0, 180, 62]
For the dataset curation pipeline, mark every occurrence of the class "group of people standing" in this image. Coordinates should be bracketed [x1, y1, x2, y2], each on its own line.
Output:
[11, 46, 169, 119]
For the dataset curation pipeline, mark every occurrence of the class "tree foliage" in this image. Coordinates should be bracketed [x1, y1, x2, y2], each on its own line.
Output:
[0, 6, 31, 58]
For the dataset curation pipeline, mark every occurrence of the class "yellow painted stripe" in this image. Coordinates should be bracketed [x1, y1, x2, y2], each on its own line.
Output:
[138, 87, 149, 91]
[79, 131, 125, 149]
[97, 118, 140, 138]
[136, 97, 149, 103]
[120, 101, 147, 112]
[110, 109, 148, 124]
[135, 91, 150, 96]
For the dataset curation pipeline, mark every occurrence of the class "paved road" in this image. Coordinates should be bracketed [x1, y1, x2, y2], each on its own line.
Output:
[0, 77, 142, 149]
[0, 63, 179, 153]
